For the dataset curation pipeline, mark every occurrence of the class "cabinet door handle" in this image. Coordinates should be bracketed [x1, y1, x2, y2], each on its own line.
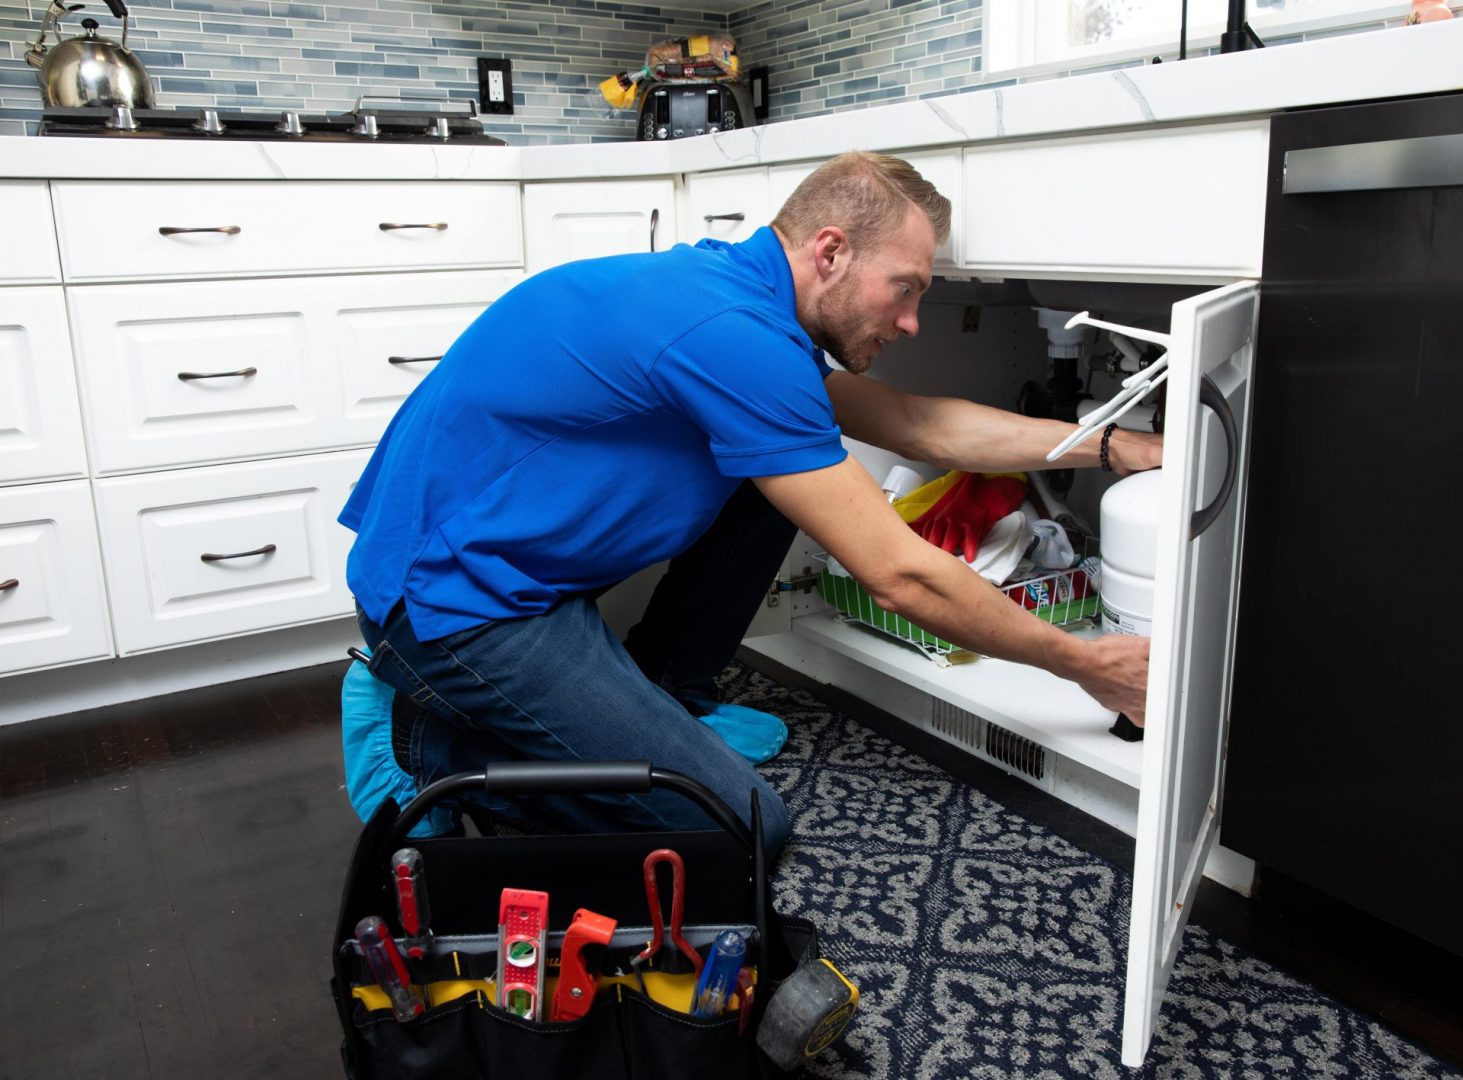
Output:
[178, 367, 258, 382]
[703, 212, 745, 222]
[158, 225, 242, 236]
[1190, 377, 1238, 540]
[649, 207, 659, 252]
[201, 543, 277, 563]
[379, 222, 448, 231]
[388, 355, 443, 365]
[0, 578, 18, 592]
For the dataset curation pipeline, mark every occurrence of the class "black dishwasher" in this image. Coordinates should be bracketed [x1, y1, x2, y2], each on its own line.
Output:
[1223, 92, 1463, 956]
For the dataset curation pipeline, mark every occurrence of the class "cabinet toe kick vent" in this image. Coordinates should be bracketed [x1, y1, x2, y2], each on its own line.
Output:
[930, 700, 1051, 790]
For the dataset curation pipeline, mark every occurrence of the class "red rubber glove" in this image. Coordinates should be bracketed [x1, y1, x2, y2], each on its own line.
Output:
[908, 473, 1028, 563]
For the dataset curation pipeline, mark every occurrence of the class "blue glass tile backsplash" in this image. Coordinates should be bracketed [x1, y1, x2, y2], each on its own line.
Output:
[1, 0, 751, 139]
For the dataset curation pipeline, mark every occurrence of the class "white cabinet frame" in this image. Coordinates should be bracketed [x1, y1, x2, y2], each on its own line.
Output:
[0, 286, 87, 486]
[0, 480, 112, 675]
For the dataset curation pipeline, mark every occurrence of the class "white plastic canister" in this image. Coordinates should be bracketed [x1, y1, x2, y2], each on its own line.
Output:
[1099, 469, 1162, 637]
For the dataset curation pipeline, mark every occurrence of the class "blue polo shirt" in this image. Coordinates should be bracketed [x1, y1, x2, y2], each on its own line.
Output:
[340, 226, 847, 640]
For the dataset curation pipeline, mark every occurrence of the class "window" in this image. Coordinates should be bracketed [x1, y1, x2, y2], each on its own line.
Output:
[985, 0, 1402, 74]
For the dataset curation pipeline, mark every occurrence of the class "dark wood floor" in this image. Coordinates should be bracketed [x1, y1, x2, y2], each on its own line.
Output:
[1, 655, 1459, 1078]
[0, 662, 358, 1079]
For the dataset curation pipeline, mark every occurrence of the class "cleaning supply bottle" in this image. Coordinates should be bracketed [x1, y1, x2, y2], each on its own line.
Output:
[1407, 0, 1454, 23]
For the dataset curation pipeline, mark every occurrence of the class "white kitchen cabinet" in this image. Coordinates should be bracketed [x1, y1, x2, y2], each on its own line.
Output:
[1123, 280, 1257, 1066]
[0, 181, 61, 285]
[0, 162, 524, 684]
[522, 178, 677, 274]
[334, 270, 523, 436]
[67, 269, 521, 475]
[51, 180, 523, 282]
[765, 160, 819, 212]
[0, 480, 113, 676]
[0, 286, 87, 486]
[961, 121, 1269, 281]
[727, 149, 960, 271]
[899, 148, 963, 271]
[746, 278, 1259, 1067]
[92, 449, 369, 654]
[678, 166, 772, 245]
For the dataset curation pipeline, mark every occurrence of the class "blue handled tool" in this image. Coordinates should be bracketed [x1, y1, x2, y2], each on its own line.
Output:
[690, 929, 746, 1017]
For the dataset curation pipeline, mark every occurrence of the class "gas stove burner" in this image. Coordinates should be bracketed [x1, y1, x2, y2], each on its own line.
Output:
[39, 96, 506, 145]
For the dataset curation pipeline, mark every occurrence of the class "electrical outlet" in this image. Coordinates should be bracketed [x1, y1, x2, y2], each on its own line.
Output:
[477, 58, 513, 115]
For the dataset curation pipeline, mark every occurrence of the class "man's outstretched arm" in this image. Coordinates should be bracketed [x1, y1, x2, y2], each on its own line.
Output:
[753, 457, 1150, 722]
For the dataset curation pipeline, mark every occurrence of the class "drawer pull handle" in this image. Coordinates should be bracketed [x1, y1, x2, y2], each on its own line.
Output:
[178, 367, 259, 382]
[0, 578, 18, 592]
[388, 355, 444, 365]
[201, 544, 277, 563]
[158, 226, 242, 236]
[649, 207, 659, 252]
[379, 222, 448, 231]
[704, 212, 746, 222]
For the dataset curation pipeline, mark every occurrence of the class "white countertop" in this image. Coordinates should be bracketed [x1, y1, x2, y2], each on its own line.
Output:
[2, 19, 1460, 181]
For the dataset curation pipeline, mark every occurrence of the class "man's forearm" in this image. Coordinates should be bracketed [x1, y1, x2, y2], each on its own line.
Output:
[901, 396, 1160, 476]
[874, 549, 1086, 672]
[878, 551, 1148, 721]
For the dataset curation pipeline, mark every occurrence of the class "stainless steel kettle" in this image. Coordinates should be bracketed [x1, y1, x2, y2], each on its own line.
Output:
[26, 0, 155, 110]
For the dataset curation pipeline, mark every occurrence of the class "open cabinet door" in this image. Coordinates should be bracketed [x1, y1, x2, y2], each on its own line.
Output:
[1121, 280, 1259, 1067]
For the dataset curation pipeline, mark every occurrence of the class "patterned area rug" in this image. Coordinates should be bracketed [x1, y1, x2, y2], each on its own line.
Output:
[714, 663, 1461, 1080]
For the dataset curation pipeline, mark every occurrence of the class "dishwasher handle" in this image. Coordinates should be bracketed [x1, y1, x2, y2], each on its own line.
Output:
[1284, 132, 1463, 194]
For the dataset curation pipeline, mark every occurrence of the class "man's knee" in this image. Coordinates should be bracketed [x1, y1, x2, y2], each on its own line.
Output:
[755, 783, 791, 860]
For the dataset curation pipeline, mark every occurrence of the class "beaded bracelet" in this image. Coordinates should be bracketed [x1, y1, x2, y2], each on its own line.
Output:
[1099, 422, 1119, 472]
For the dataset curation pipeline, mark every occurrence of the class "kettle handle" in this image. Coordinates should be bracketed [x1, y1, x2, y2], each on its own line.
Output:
[101, 0, 130, 20]
[1189, 375, 1237, 540]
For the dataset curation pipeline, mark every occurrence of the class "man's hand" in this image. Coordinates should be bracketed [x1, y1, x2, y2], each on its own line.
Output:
[1070, 634, 1151, 724]
[1108, 430, 1163, 476]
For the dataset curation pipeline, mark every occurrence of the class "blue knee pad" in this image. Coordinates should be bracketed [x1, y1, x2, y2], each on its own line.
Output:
[340, 651, 457, 838]
[689, 697, 788, 765]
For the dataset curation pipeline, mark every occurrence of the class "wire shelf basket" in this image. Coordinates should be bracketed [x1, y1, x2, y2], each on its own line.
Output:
[814, 552, 1101, 667]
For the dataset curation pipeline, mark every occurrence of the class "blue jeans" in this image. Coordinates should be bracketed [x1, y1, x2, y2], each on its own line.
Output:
[356, 480, 795, 855]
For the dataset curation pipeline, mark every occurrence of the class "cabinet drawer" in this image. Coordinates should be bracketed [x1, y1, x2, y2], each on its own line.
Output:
[93, 450, 368, 654]
[68, 270, 521, 474]
[52, 180, 523, 282]
[0, 287, 87, 486]
[680, 167, 771, 246]
[334, 270, 522, 440]
[523, 179, 677, 274]
[961, 121, 1269, 280]
[0, 181, 62, 285]
[0, 480, 113, 676]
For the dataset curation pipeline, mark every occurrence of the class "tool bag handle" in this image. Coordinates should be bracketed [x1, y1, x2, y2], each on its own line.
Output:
[385, 760, 754, 853]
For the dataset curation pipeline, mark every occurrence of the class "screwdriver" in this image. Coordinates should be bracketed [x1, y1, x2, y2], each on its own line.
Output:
[355, 915, 425, 1022]
[690, 929, 746, 1018]
[391, 848, 433, 959]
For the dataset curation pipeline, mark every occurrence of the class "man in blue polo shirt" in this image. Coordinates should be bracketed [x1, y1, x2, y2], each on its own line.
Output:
[340, 151, 1158, 856]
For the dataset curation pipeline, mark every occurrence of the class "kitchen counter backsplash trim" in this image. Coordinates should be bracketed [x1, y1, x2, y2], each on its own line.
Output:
[3, 19, 1461, 181]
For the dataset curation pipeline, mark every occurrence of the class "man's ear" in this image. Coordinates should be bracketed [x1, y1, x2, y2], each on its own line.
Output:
[810, 226, 850, 284]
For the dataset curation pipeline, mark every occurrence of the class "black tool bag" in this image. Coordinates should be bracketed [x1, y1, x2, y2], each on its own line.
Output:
[331, 760, 817, 1079]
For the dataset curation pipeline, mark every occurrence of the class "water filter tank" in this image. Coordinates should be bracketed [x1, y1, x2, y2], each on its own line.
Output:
[1099, 469, 1162, 637]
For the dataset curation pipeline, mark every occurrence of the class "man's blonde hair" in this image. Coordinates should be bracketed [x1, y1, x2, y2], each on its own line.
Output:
[771, 150, 951, 253]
